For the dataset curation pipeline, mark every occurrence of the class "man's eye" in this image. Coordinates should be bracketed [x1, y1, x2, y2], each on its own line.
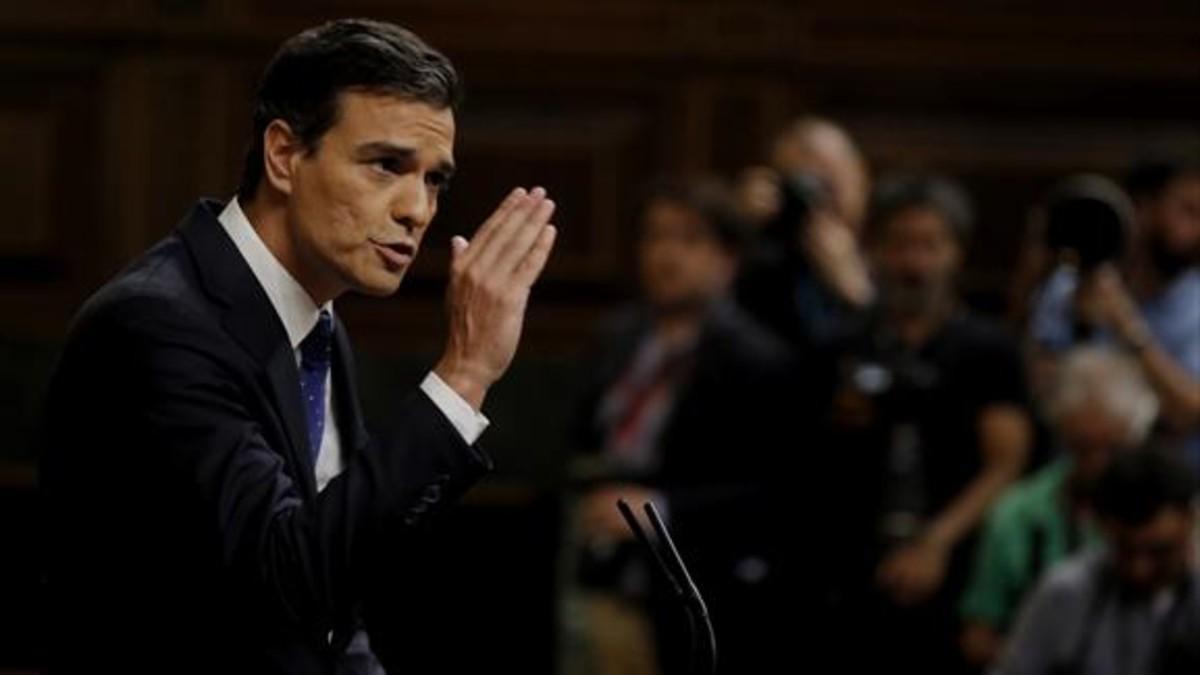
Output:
[373, 158, 401, 174]
[427, 172, 451, 192]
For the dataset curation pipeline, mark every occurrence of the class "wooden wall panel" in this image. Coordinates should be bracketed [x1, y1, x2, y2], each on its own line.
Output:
[0, 0, 1194, 350]
[0, 111, 54, 259]
[0, 57, 103, 292]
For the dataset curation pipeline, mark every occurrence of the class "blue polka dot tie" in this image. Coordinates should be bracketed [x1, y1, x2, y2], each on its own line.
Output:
[298, 310, 333, 468]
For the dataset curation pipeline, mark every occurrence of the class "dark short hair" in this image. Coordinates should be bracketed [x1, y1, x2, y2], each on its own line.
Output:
[641, 177, 750, 255]
[1123, 154, 1200, 204]
[238, 18, 461, 202]
[865, 173, 974, 245]
[1094, 449, 1197, 526]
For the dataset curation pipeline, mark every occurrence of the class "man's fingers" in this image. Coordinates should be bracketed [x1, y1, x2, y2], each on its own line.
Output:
[471, 187, 548, 273]
[512, 224, 558, 288]
[492, 197, 556, 275]
[458, 187, 529, 267]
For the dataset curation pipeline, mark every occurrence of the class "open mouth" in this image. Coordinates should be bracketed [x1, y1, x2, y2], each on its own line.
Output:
[369, 239, 416, 270]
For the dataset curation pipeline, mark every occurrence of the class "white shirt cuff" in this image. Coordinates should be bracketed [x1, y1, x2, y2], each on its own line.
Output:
[420, 371, 490, 445]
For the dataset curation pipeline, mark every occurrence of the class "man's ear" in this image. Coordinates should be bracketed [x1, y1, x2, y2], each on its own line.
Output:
[262, 119, 304, 196]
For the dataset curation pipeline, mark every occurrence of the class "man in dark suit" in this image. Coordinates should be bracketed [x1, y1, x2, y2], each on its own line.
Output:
[39, 19, 558, 673]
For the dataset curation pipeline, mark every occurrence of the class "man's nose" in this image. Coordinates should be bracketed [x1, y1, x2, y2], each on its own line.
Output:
[391, 175, 433, 232]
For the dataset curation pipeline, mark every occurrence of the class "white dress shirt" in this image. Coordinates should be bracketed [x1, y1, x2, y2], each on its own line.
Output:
[217, 198, 489, 491]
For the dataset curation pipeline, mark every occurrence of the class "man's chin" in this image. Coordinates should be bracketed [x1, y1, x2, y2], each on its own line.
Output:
[352, 270, 406, 297]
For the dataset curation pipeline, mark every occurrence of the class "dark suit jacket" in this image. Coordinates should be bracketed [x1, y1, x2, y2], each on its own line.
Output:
[573, 300, 795, 488]
[39, 200, 491, 673]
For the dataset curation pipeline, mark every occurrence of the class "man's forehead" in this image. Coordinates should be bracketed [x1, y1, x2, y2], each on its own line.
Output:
[334, 91, 455, 149]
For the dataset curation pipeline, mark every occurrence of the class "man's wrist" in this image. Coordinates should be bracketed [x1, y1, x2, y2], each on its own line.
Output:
[433, 358, 490, 411]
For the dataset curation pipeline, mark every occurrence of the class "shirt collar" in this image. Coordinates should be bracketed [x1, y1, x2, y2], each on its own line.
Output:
[217, 197, 332, 350]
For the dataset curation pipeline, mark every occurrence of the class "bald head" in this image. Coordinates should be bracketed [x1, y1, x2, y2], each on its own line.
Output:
[770, 117, 870, 231]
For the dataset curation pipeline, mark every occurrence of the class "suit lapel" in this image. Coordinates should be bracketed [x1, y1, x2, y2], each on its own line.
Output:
[178, 199, 318, 499]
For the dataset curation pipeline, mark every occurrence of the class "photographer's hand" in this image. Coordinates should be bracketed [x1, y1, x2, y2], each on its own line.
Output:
[735, 166, 783, 229]
[1078, 264, 1200, 430]
[1076, 264, 1151, 345]
[804, 211, 875, 308]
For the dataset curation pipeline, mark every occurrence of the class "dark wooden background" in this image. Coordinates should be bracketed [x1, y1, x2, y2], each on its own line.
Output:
[0, 1, 1197, 670]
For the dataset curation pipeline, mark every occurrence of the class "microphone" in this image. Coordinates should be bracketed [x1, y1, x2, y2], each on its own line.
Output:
[616, 498, 717, 675]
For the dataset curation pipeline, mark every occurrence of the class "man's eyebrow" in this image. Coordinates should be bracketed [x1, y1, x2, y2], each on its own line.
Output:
[355, 141, 413, 158]
[432, 157, 457, 180]
[355, 141, 456, 177]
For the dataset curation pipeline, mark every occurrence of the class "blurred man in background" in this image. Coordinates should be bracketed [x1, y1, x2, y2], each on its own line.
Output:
[1029, 158, 1200, 472]
[735, 117, 875, 351]
[997, 449, 1200, 675]
[565, 179, 793, 675]
[960, 347, 1159, 668]
[816, 173, 1032, 674]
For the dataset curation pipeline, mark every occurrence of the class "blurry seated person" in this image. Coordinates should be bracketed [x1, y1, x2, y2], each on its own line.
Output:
[1029, 160, 1200, 471]
[567, 179, 794, 675]
[816, 173, 1032, 674]
[997, 449, 1200, 675]
[960, 347, 1160, 667]
[735, 117, 874, 350]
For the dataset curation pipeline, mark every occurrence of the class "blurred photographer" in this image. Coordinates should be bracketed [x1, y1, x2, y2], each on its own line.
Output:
[1029, 159, 1200, 472]
[815, 173, 1032, 674]
[735, 117, 874, 351]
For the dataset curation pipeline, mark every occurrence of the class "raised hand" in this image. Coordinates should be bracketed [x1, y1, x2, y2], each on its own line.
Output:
[1074, 263, 1146, 342]
[434, 187, 558, 410]
[804, 210, 875, 308]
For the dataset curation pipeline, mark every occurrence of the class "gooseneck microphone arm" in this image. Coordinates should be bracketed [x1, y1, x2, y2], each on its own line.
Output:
[616, 498, 717, 675]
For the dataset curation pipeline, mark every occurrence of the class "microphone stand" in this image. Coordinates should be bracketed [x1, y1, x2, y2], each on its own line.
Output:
[616, 499, 717, 675]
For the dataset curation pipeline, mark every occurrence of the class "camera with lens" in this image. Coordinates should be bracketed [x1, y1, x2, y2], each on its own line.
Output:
[1042, 175, 1133, 271]
[761, 171, 833, 247]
